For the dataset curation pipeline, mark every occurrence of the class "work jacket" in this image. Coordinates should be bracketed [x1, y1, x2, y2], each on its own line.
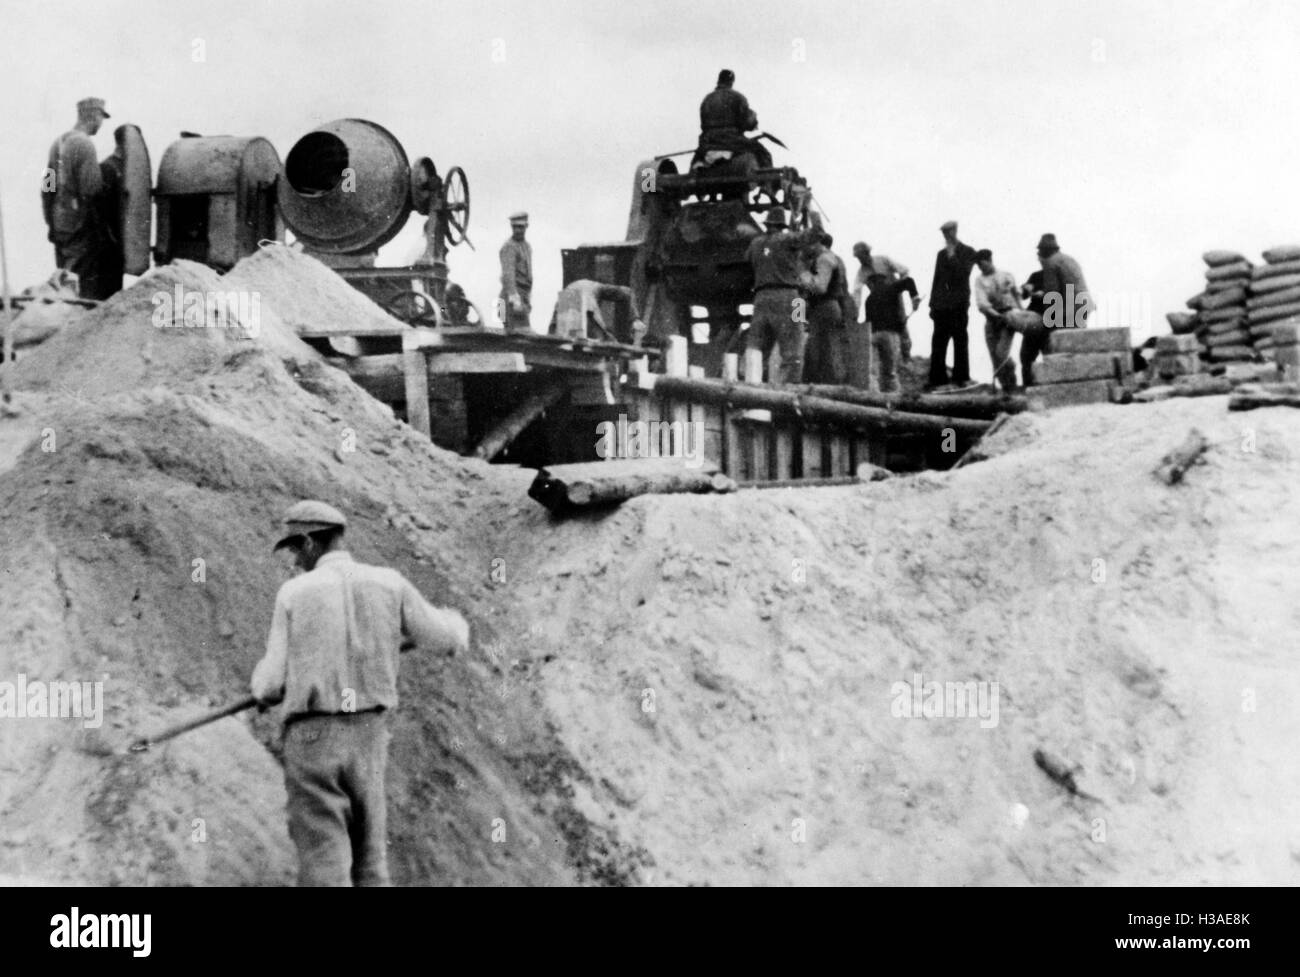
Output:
[251, 551, 467, 720]
[42, 131, 103, 242]
[499, 237, 533, 300]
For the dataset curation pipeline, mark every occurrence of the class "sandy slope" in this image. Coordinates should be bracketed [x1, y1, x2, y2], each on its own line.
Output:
[1, 253, 1296, 885]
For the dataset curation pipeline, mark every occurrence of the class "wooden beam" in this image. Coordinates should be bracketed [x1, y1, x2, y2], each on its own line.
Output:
[472, 381, 569, 461]
[786, 382, 1028, 418]
[401, 333, 431, 438]
[528, 458, 736, 513]
[651, 375, 991, 436]
[428, 352, 527, 374]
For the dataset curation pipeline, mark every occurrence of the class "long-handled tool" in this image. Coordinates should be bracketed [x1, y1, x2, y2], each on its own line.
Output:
[83, 695, 259, 757]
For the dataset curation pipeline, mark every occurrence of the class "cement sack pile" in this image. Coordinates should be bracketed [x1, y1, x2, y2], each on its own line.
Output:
[1246, 243, 1300, 366]
[1187, 250, 1253, 365]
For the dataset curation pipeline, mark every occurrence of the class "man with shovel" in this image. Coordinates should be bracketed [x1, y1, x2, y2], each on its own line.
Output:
[251, 500, 470, 886]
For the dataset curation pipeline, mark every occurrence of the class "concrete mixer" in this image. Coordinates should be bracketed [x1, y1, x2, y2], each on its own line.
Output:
[276, 118, 473, 325]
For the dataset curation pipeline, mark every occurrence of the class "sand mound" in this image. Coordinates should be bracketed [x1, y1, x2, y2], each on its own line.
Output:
[3, 246, 1296, 886]
[13, 261, 311, 399]
[224, 243, 410, 336]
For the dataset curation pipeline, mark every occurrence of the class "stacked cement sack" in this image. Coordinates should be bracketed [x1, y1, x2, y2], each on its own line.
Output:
[1189, 250, 1253, 364]
[1028, 327, 1133, 408]
[1247, 244, 1300, 367]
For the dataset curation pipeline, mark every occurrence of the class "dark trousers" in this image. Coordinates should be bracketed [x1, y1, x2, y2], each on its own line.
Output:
[748, 287, 806, 384]
[928, 307, 970, 386]
[283, 711, 391, 887]
[54, 228, 111, 301]
[1019, 319, 1051, 386]
[802, 301, 848, 384]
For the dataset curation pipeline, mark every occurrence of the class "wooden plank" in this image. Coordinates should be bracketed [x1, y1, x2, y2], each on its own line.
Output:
[428, 351, 527, 374]
[744, 348, 764, 384]
[829, 435, 851, 477]
[747, 423, 771, 481]
[801, 428, 823, 479]
[774, 426, 795, 480]
[723, 352, 739, 382]
[401, 334, 431, 438]
[723, 406, 744, 479]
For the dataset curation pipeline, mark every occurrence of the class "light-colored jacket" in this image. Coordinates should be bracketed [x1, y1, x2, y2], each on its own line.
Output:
[251, 551, 468, 718]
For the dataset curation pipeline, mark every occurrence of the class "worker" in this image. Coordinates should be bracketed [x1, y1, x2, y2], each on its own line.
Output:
[863, 273, 921, 394]
[551, 279, 646, 344]
[250, 500, 470, 887]
[41, 98, 109, 300]
[800, 232, 851, 384]
[1036, 233, 1093, 330]
[695, 69, 772, 172]
[94, 126, 128, 300]
[498, 211, 533, 333]
[442, 283, 481, 328]
[926, 220, 979, 390]
[1017, 269, 1049, 385]
[973, 249, 1023, 392]
[851, 241, 913, 359]
[746, 207, 820, 384]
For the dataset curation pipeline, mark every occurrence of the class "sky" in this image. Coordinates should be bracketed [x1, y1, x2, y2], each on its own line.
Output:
[4, 0, 1300, 380]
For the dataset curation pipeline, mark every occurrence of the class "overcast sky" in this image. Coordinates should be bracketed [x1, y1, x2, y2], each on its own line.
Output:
[4, 0, 1300, 377]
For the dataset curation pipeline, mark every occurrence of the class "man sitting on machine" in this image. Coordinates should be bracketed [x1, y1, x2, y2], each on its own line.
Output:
[692, 69, 773, 175]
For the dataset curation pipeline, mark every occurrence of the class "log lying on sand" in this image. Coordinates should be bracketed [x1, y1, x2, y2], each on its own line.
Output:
[528, 458, 736, 513]
[788, 383, 1029, 418]
[472, 381, 568, 460]
[1227, 381, 1300, 411]
[650, 376, 991, 437]
[1153, 428, 1209, 485]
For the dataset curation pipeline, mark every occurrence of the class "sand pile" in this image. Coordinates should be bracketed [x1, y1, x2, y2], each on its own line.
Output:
[223, 243, 410, 336]
[488, 397, 1300, 884]
[0, 260, 644, 884]
[3, 246, 1297, 885]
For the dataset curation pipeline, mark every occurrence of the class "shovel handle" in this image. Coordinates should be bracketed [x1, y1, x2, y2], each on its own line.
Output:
[129, 695, 259, 752]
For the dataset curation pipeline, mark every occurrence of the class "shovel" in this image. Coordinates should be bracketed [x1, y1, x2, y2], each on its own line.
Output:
[82, 695, 259, 757]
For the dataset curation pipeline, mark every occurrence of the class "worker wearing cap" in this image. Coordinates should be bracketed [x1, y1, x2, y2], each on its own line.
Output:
[251, 500, 470, 886]
[927, 220, 979, 389]
[974, 249, 1023, 391]
[499, 212, 533, 333]
[41, 98, 109, 300]
[745, 207, 820, 384]
[1036, 233, 1093, 330]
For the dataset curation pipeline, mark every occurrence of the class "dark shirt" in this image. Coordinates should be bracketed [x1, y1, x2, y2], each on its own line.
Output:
[929, 242, 978, 311]
[747, 229, 816, 290]
[864, 277, 920, 332]
[700, 85, 757, 135]
[1022, 270, 1046, 316]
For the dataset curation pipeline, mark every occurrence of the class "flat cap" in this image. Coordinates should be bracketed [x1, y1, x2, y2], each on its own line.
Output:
[77, 97, 110, 118]
[508, 211, 529, 223]
[274, 500, 347, 551]
[763, 207, 788, 228]
[940, 220, 958, 233]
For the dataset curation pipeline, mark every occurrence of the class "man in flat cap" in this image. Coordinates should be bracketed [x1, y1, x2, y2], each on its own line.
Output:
[695, 69, 771, 172]
[499, 212, 533, 333]
[41, 98, 110, 300]
[926, 220, 979, 389]
[973, 249, 1023, 391]
[251, 500, 470, 886]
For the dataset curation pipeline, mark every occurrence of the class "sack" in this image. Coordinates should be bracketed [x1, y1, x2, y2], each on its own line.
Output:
[1203, 249, 1247, 267]
[1247, 284, 1300, 310]
[1205, 276, 1249, 293]
[1204, 328, 1250, 348]
[1002, 309, 1042, 335]
[1205, 260, 1253, 282]
[1199, 286, 1247, 310]
[1253, 258, 1300, 280]
[1262, 244, 1300, 264]
[1249, 273, 1300, 294]
[1199, 305, 1244, 324]
[1248, 300, 1300, 324]
[1166, 311, 1199, 334]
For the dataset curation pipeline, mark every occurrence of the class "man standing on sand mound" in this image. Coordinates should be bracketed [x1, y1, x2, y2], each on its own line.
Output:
[251, 500, 469, 886]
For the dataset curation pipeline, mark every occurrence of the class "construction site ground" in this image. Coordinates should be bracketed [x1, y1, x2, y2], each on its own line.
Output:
[1, 259, 1297, 885]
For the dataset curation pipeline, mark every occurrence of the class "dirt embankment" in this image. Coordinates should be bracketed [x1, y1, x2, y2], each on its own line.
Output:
[2, 251, 1297, 885]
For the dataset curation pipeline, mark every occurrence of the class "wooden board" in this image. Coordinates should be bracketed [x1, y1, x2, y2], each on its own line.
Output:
[121, 124, 151, 275]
